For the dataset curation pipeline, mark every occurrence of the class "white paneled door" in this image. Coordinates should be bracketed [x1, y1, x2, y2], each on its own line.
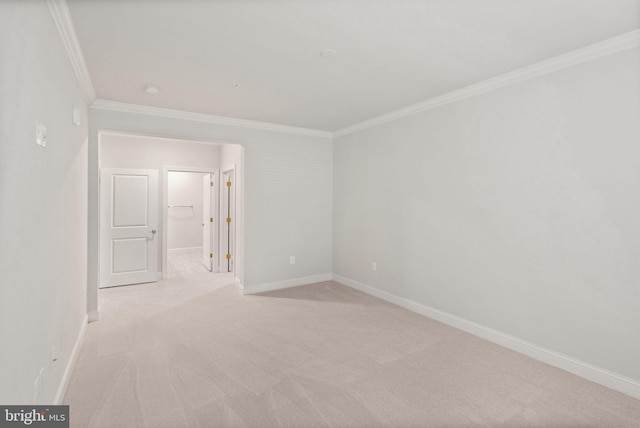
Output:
[202, 173, 214, 272]
[100, 168, 159, 288]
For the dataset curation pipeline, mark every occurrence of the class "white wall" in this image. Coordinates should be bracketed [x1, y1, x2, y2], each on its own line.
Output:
[100, 132, 221, 171]
[0, 1, 88, 403]
[167, 171, 207, 250]
[334, 48, 640, 389]
[88, 111, 332, 315]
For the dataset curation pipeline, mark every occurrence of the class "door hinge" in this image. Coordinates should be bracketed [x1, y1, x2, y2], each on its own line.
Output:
[210, 217, 213, 222]
[226, 181, 232, 187]
[226, 217, 232, 223]
[210, 182, 214, 187]
[226, 253, 232, 260]
[210, 253, 213, 259]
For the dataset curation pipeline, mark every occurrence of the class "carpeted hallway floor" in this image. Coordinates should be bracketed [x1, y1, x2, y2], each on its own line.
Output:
[64, 276, 640, 427]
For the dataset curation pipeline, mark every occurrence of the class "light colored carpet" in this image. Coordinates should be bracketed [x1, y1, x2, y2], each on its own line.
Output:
[64, 278, 640, 427]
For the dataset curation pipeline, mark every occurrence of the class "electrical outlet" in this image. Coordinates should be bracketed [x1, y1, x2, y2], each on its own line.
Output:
[290, 256, 295, 265]
[372, 262, 377, 272]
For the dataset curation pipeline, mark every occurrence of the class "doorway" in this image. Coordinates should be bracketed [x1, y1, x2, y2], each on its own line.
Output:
[163, 167, 219, 278]
[93, 131, 244, 316]
[166, 170, 219, 277]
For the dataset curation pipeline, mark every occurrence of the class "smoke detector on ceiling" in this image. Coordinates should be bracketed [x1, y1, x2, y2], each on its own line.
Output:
[145, 84, 160, 94]
[320, 48, 337, 58]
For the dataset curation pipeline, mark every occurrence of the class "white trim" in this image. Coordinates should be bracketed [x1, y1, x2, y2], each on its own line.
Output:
[234, 277, 244, 295]
[243, 273, 332, 295]
[46, 0, 96, 103]
[332, 274, 640, 401]
[42, 3, 640, 140]
[91, 100, 333, 139]
[87, 309, 99, 323]
[54, 314, 88, 404]
[334, 30, 640, 138]
[220, 165, 236, 277]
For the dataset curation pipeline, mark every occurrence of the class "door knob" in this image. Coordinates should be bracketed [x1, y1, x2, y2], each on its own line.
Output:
[151, 229, 157, 234]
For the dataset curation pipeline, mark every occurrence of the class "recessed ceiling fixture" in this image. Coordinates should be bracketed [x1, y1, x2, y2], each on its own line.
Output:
[320, 48, 337, 58]
[144, 84, 160, 94]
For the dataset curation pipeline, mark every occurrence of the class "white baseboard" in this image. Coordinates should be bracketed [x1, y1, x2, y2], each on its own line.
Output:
[234, 276, 244, 295]
[332, 274, 640, 401]
[243, 273, 332, 295]
[54, 313, 88, 404]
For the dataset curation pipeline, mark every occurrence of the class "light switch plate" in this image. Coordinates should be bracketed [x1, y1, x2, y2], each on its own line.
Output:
[36, 121, 47, 147]
[72, 107, 81, 126]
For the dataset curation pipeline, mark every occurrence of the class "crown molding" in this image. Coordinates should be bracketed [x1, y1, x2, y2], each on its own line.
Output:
[44, 0, 639, 140]
[47, 0, 96, 104]
[90, 100, 333, 139]
[335, 29, 640, 138]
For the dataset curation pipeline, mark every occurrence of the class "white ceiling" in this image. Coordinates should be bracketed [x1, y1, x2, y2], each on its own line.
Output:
[66, 0, 640, 132]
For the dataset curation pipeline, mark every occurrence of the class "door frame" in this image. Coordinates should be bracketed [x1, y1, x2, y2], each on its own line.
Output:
[220, 165, 236, 274]
[162, 166, 219, 279]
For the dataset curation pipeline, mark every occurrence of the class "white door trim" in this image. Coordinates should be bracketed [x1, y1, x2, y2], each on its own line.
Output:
[162, 166, 219, 279]
[220, 165, 236, 274]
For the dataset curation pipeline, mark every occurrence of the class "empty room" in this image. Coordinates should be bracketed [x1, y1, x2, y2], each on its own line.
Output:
[1, 0, 640, 427]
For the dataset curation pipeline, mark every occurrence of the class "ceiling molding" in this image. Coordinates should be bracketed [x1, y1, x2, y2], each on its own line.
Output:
[334, 29, 640, 138]
[47, 0, 96, 104]
[91, 100, 333, 139]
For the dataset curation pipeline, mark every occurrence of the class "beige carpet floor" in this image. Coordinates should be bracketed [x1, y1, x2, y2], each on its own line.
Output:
[64, 277, 640, 427]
